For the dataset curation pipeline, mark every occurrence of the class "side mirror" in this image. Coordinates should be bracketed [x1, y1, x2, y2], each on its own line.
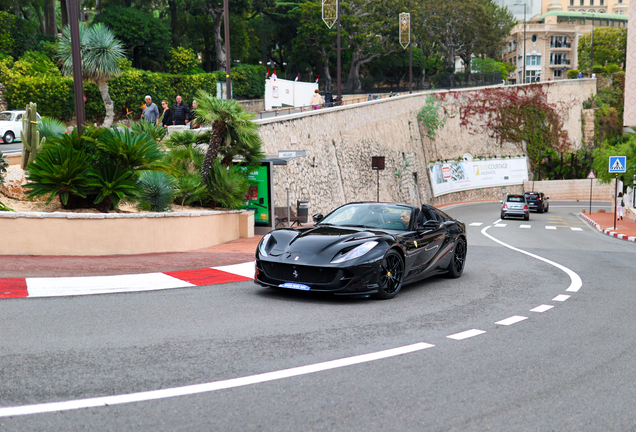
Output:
[546, 197, 550, 200]
[499, 200, 504, 204]
[420, 220, 438, 230]
[312, 213, 324, 223]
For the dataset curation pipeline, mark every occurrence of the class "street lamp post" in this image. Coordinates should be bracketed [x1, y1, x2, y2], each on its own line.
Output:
[409, 0, 412, 93]
[67, 0, 85, 133]
[336, 0, 342, 103]
[224, 0, 232, 99]
[514, 2, 527, 84]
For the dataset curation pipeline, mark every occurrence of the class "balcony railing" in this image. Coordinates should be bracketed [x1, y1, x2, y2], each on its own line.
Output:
[549, 59, 571, 66]
[550, 42, 571, 48]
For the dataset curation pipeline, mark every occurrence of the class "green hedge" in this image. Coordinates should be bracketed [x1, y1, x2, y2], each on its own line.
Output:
[5, 65, 266, 122]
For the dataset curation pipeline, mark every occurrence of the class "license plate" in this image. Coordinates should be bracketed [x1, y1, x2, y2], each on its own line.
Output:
[279, 282, 311, 291]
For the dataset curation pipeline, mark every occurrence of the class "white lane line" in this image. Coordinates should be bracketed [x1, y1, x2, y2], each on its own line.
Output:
[520, 225, 531, 229]
[493, 219, 502, 224]
[469, 222, 484, 226]
[447, 329, 486, 340]
[26, 273, 194, 298]
[570, 227, 583, 231]
[546, 226, 557, 230]
[481, 227, 582, 293]
[530, 305, 554, 313]
[0, 342, 434, 418]
[552, 294, 570, 302]
[495, 316, 528, 326]
[494, 224, 507, 228]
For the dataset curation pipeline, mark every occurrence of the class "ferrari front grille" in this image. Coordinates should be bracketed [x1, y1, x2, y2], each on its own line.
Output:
[261, 262, 338, 284]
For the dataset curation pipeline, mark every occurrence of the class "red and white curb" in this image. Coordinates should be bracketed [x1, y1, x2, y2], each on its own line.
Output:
[0, 262, 255, 300]
[580, 213, 636, 242]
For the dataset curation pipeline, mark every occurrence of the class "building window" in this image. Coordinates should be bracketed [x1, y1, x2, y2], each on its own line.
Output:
[580, 0, 584, 5]
[590, 0, 593, 5]
[526, 55, 541, 66]
[531, 34, 538, 42]
[570, 0, 574, 4]
[526, 70, 540, 83]
[550, 53, 569, 65]
[518, 55, 523, 66]
[550, 36, 570, 48]
[600, 0, 604, 4]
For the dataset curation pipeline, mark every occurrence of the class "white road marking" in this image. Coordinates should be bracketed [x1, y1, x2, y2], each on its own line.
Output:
[481, 226, 582, 293]
[0, 342, 434, 418]
[495, 316, 528, 326]
[546, 226, 557, 230]
[26, 273, 194, 298]
[494, 219, 502, 224]
[530, 305, 554, 313]
[552, 295, 570, 302]
[447, 329, 486, 340]
[469, 222, 484, 226]
[213, 261, 256, 279]
[520, 225, 531, 229]
[494, 224, 507, 228]
[570, 227, 583, 231]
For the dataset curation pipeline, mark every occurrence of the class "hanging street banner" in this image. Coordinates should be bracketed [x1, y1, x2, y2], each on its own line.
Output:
[609, 155, 626, 173]
[428, 157, 529, 197]
[322, 0, 338, 28]
[399, 13, 410, 49]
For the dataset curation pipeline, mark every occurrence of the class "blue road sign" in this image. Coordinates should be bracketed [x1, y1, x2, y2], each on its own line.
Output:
[609, 156, 627, 173]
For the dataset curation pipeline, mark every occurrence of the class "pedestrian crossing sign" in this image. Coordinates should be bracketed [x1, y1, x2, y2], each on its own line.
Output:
[609, 156, 626, 173]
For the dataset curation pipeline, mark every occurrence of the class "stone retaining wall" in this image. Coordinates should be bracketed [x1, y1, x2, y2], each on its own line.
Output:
[523, 179, 613, 201]
[256, 79, 596, 216]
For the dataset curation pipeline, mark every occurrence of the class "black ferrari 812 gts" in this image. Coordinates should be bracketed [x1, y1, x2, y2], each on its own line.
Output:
[255, 202, 467, 299]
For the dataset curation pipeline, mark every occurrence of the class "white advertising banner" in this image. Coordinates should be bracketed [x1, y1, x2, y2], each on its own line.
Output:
[429, 158, 528, 197]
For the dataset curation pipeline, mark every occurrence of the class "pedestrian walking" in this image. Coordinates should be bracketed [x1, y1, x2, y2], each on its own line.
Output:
[309, 89, 322, 110]
[142, 96, 160, 124]
[617, 192, 624, 220]
[161, 100, 173, 129]
[190, 100, 199, 129]
[324, 90, 333, 108]
[173, 95, 190, 126]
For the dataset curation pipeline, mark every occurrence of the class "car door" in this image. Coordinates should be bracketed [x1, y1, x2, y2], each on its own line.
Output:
[13, 113, 22, 137]
[410, 207, 449, 277]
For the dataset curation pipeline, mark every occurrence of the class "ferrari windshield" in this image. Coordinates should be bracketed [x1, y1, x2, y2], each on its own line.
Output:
[319, 203, 413, 231]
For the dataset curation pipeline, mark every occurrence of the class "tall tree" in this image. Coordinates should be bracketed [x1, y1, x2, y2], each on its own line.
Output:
[58, 22, 126, 127]
[577, 27, 627, 73]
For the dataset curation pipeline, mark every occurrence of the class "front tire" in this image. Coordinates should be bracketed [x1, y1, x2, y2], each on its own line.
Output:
[374, 250, 405, 300]
[3, 131, 14, 144]
[446, 237, 466, 278]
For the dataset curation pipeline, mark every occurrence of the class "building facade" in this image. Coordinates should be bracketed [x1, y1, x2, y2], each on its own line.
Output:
[501, 10, 627, 83]
[542, 0, 628, 15]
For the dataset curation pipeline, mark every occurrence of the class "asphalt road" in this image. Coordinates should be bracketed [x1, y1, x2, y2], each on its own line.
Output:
[1, 201, 635, 431]
[0, 142, 22, 154]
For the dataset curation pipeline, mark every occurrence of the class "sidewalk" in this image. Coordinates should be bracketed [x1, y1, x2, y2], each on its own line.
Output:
[581, 211, 636, 242]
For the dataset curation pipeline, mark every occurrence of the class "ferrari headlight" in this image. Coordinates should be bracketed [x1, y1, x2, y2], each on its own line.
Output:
[258, 233, 272, 257]
[331, 241, 378, 264]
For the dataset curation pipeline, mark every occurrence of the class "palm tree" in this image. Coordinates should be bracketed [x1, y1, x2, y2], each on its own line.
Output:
[58, 23, 126, 128]
[195, 90, 264, 181]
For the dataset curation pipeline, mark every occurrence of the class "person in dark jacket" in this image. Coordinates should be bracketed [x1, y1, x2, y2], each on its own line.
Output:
[190, 100, 199, 129]
[173, 95, 190, 126]
[161, 100, 173, 128]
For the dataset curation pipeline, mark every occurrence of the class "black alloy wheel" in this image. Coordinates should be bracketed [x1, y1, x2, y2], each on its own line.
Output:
[446, 237, 466, 278]
[374, 250, 405, 299]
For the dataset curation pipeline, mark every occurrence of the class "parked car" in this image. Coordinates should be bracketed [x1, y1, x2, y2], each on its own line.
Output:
[500, 194, 529, 221]
[255, 202, 467, 300]
[0, 110, 41, 144]
[524, 191, 549, 213]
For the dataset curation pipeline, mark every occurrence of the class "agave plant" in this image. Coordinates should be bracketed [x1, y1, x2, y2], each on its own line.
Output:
[137, 171, 176, 212]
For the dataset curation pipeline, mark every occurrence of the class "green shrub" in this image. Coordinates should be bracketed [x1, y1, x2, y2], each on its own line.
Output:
[89, 162, 139, 210]
[5, 75, 75, 120]
[128, 119, 167, 142]
[38, 116, 67, 141]
[13, 51, 61, 77]
[95, 128, 170, 174]
[230, 64, 266, 99]
[0, 150, 7, 185]
[567, 69, 580, 79]
[137, 170, 176, 211]
[606, 63, 622, 73]
[0, 12, 16, 59]
[0, 12, 38, 59]
[205, 159, 249, 209]
[166, 47, 199, 74]
[24, 139, 93, 205]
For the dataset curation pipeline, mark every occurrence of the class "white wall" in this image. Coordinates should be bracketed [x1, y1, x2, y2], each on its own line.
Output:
[265, 78, 318, 110]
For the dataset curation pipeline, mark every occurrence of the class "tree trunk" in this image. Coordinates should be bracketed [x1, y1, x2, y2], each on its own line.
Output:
[314, 48, 331, 92]
[261, 13, 267, 67]
[201, 119, 227, 182]
[13, 0, 20, 17]
[95, 79, 115, 128]
[169, 0, 179, 47]
[60, 0, 68, 28]
[48, 0, 57, 36]
[212, 10, 225, 71]
[34, 4, 46, 34]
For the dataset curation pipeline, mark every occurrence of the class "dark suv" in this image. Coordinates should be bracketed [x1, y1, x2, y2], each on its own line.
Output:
[500, 194, 529, 220]
[524, 192, 549, 213]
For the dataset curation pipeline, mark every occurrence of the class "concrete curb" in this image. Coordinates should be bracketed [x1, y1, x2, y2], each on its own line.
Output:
[579, 213, 636, 242]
